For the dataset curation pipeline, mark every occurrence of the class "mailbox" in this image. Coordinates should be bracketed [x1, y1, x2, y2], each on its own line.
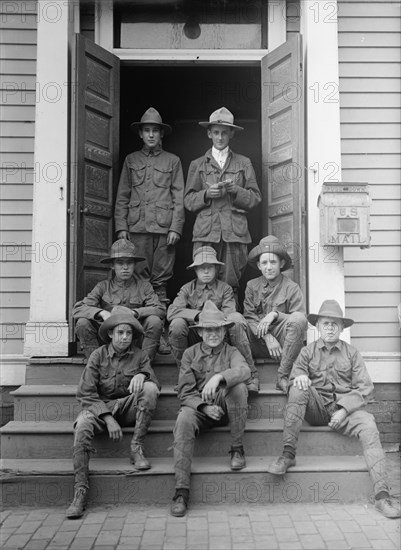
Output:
[318, 182, 371, 248]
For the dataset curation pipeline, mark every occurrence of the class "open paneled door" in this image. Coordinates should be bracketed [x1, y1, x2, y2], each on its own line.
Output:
[261, 35, 306, 294]
[68, 35, 120, 340]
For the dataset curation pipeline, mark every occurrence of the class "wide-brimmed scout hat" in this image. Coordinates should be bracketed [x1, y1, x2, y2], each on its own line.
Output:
[247, 235, 292, 271]
[100, 239, 146, 264]
[99, 306, 144, 343]
[198, 107, 244, 131]
[186, 246, 224, 269]
[191, 300, 234, 329]
[308, 300, 354, 329]
[130, 107, 172, 135]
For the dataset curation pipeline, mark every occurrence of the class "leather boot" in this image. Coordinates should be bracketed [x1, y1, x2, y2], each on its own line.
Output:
[130, 408, 153, 469]
[170, 488, 189, 517]
[66, 487, 88, 519]
[229, 446, 246, 470]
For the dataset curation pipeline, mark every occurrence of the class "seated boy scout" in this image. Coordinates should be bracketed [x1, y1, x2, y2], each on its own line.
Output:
[184, 107, 261, 297]
[66, 307, 160, 519]
[244, 235, 307, 393]
[167, 246, 259, 392]
[114, 107, 184, 303]
[171, 301, 250, 517]
[73, 239, 165, 362]
[267, 300, 400, 519]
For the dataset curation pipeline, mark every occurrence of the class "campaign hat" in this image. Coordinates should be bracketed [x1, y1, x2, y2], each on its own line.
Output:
[198, 107, 243, 131]
[100, 239, 146, 264]
[308, 300, 354, 328]
[191, 300, 234, 329]
[247, 235, 292, 271]
[99, 306, 144, 343]
[130, 107, 172, 135]
[187, 246, 224, 269]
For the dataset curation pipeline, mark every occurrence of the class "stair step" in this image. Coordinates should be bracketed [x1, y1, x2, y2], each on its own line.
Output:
[11, 384, 286, 422]
[1, 456, 370, 507]
[0, 419, 362, 459]
[25, 356, 280, 385]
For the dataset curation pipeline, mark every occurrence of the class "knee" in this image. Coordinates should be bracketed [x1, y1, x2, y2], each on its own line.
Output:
[227, 312, 244, 325]
[289, 312, 308, 330]
[355, 413, 381, 444]
[73, 410, 97, 436]
[174, 407, 197, 436]
[226, 382, 248, 403]
[169, 318, 188, 337]
[143, 315, 163, 331]
[75, 318, 94, 334]
[141, 381, 160, 408]
[288, 384, 308, 403]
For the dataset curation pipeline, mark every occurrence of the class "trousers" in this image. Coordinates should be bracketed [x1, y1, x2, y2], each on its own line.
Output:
[130, 233, 175, 290]
[72, 381, 159, 490]
[247, 312, 307, 377]
[173, 384, 248, 490]
[283, 384, 389, 496]
[75, 316, 163, 362]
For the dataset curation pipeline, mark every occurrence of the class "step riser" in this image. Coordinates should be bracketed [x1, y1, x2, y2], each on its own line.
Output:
[1, 430, 362, 459]
[25, 364, 279, 385]
[1, 471, 371, 507]
[12, 394, 286, 422]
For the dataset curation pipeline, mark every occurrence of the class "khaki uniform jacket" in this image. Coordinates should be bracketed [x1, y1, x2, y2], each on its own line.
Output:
[184, 149, 261, 244]
[72, 276, 166, 322]
[114, 146, 185, 235]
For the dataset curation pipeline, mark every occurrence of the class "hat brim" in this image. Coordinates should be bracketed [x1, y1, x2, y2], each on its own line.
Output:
[191, 320, 234, 329]
[100, 255, 146, 264]
[198, 121, 243, 131]
[307, 313, 354, 329]
[99, 313, 144, 343]
[130, 122, 172, 136]
[186, 259, 225, 269]
[247, 244, 292, 272]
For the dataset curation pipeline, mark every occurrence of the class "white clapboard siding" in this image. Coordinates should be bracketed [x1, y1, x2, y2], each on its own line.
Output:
[0, 0, 37, 356]
[338, 1, 401, 353]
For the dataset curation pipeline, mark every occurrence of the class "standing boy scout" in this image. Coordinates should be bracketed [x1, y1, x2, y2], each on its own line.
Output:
[184, 107, 261, 295]
[267, 300, 400, 519]
[114, 107, 185, 302]
[171, 301, 250, 517]
[66, 307, 160, 519]
[73, 239, 165, 362]
[244, 235, 307, 393]
[167, 246, 260, 392]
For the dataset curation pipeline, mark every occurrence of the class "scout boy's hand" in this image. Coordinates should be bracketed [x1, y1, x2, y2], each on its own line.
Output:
[206, 183, 224, 199]
[167, 231, 180, 246]
[201, 374, 223, 402]
[104, 415, 123, 441]
[264, 334, 282, 360]
[117, 230, 130, 240]
[256, 312, 278, 337]
[202, 404, 225, 421]
[224, 179, 238, 195]
[129, 373, 146, 394]
[329, 408, 348, 430]
[293, 375, 311, 391]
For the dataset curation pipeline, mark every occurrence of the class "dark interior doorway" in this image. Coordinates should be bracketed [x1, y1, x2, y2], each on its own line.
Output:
[119, 65, 263, 303]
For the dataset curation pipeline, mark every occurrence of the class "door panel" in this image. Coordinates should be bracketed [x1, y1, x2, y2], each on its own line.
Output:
[69, 34, 120, 331]
[261, 35, 306, 292]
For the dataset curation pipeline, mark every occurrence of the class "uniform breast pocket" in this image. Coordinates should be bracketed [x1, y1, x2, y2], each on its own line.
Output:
[129, 163, 146, 186]
[231, 209, 247, 237]
[156, 202, 173, 227]
[335, 360, 352, 382]
[270, 297, 287, 314]
[128, 200, 141, 225]
[194, 209, 212, 237]
[154, 166, 172, 188]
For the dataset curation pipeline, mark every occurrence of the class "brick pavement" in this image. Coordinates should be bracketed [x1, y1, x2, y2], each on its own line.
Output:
[1, 501, 400, 550]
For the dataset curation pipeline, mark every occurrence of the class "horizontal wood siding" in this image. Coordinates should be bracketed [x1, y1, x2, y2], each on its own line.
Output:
[338, 0, 401, 353]
[0, 1, 37, 356]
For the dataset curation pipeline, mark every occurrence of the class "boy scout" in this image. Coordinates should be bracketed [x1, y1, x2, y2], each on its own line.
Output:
[167, 246, 260, 392]
[73, 239, 165, 362]
[171, 301, 250, 517]
[244, 235, 307, 393]
[184, 107, 261, 295]
[66, 307, 160, 519]
[267, 300, 400, 519]
[114, 107, 185, 302]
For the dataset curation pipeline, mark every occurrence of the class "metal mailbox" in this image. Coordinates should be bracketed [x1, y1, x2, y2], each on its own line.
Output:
[318, 182, 371, 248]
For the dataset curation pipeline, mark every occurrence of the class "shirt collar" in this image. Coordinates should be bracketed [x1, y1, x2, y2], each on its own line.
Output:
[108, 343, 134, 359]
[196, 280, 217, 291]
[317, 338, 342, 352]
[113, 276, 136, 288]
[262, 274, 283, 288]
[142, 144, 162, 156]
[200, 341, 225, 355]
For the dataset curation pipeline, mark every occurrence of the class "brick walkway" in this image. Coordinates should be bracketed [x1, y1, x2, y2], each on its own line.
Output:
[1, 501, 400, 550]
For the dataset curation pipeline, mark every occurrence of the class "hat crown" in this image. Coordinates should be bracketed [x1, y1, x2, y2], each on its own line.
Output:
[316, 300, 345, 319]
[209, 107, 234, 125]
[198, 300, 227, 326]
[193, 246, 219, 264]
[140, 107, 163, 125]
[110, 239, 138, 259]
